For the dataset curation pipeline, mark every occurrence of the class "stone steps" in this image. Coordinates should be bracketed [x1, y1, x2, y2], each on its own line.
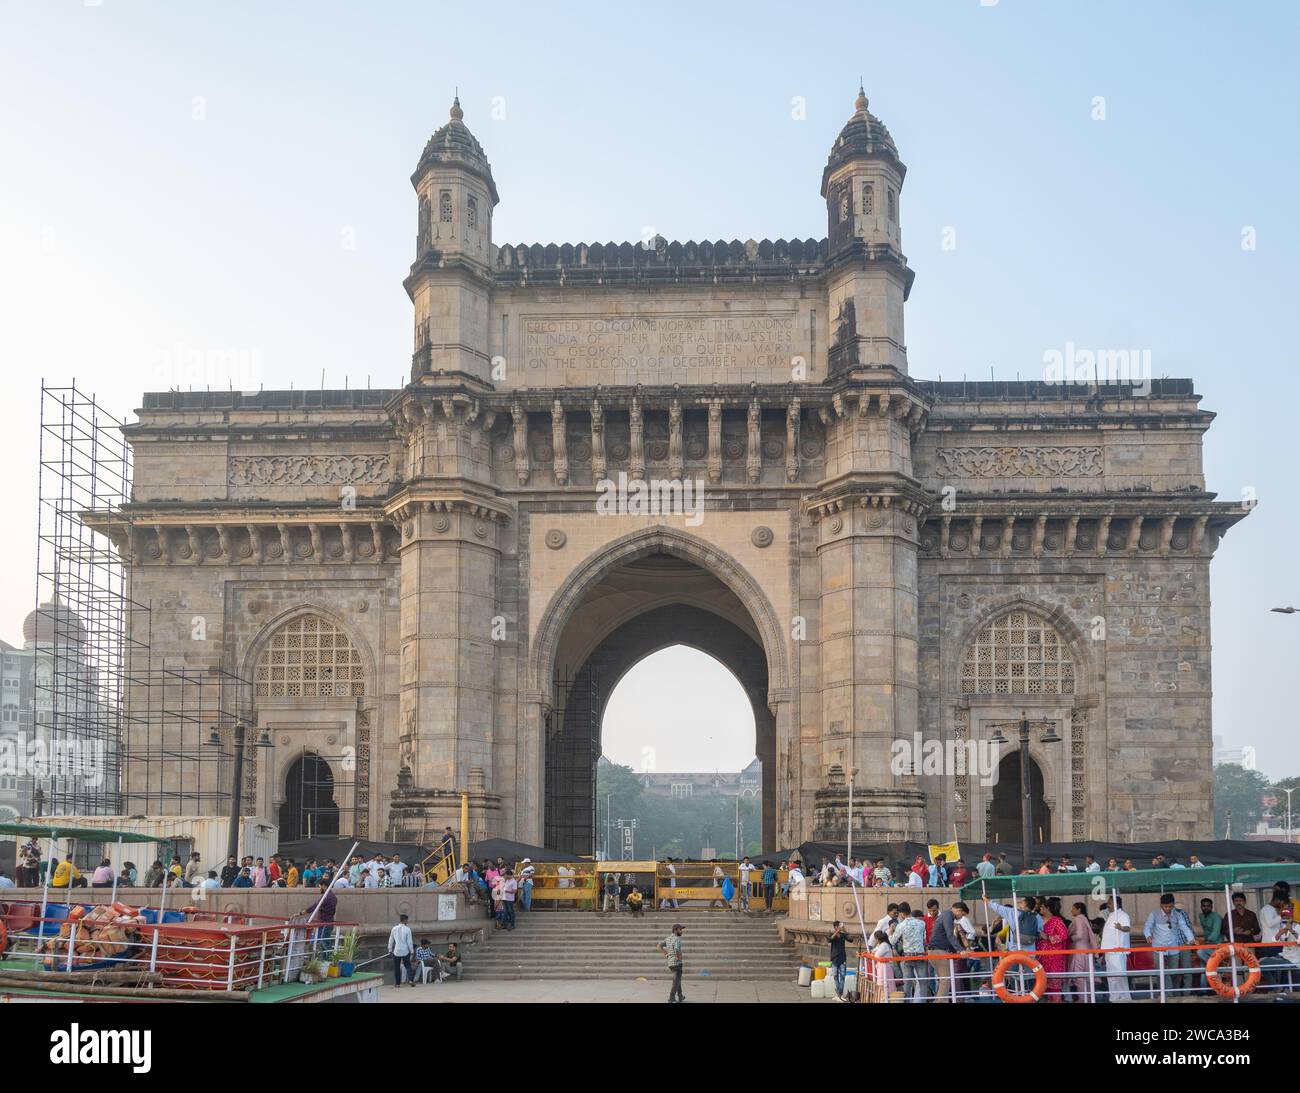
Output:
[463, 910, 802, 980]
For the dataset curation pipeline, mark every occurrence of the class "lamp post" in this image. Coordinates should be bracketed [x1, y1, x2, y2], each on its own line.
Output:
[989, 711, 1061, 868]
[206, 719, 273, 862]
[847, 767, 859, 861]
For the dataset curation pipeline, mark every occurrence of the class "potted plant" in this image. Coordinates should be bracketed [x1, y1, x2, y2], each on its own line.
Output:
[300, 957, 324, 985]
[334, 929, 359, 977]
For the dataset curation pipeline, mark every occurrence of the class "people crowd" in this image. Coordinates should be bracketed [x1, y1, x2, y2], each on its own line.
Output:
[805, 853, 1300, 1004]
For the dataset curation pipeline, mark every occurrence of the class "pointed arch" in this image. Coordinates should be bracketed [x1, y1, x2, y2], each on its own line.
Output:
[242, 603, 375, 699]
[529, 525, 791, 710]
[947, 597, 1096, 699]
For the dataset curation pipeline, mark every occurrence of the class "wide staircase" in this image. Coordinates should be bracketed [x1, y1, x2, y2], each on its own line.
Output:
[469, 909, 801, 981]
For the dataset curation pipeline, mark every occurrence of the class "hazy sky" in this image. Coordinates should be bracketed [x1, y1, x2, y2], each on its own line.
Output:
[0, 1, 1296, 776]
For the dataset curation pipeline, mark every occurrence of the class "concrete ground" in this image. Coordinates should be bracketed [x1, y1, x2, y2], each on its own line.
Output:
[376, 976, 813, 1003]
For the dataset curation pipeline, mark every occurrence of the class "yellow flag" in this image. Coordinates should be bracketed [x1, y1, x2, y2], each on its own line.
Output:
[928, 841, 960, 864]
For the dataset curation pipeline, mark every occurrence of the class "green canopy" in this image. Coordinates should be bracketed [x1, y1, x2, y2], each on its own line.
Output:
[0, 821, 158, 844]
[961, 862, 1300, 901]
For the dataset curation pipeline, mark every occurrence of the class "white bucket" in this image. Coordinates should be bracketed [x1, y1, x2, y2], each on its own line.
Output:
[797, 964, 813, 987]
[810, 977, 826, 998]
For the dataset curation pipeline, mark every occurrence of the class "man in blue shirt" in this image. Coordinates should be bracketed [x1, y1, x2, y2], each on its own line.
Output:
[1143, 893, 1196, 996]
[927, 855, 949, 887]
[761, 862, 778, 911]
[987, 894, 1042, 951]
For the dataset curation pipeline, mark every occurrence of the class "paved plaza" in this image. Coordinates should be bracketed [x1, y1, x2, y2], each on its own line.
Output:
[376, 976, 811, 1003]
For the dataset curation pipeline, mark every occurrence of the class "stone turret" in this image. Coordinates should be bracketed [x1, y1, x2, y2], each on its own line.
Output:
[821, 85, 913, 375]
[407, 97, 498, 385]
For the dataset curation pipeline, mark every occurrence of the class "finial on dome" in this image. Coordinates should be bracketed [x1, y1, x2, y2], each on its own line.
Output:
[450, 91, 463, 122]
[854, 80, 869, 115]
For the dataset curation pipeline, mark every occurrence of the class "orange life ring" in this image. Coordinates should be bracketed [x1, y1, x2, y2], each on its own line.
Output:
[1205, 943, 1260, 998]
[992, 951, 1047, 1003]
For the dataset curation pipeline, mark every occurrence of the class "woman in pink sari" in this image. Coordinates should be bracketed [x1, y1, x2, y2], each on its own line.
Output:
[1067, 900, 1098, 1001]
[1036, 896, 1070, 1001]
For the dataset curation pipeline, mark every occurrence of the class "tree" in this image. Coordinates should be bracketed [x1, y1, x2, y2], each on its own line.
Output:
[595, 761, 763, 858]
[1213, 762, 1271, 838]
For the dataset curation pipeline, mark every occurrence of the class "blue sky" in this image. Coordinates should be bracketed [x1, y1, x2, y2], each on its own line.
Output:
[0, 0, 1296, 776]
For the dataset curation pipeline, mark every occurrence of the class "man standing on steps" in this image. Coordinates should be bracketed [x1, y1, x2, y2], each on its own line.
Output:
[657, 923, 686, 1003]
[388, 912, 415, 988]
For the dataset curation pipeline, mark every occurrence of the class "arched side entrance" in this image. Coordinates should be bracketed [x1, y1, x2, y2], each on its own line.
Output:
[988, 750, 1051, 846]
[279, 752, 341, 841]
[546, 603, 774, 855]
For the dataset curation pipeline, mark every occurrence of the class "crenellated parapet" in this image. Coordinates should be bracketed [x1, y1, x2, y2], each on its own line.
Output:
[492, 237, 830, 287]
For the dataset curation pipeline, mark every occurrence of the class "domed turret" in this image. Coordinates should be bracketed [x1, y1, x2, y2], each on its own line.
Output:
[413, 96, 499, 206]
[406, 95, 499, 384]
[821, 84, 905, 255]
[820, 84, 913, 375]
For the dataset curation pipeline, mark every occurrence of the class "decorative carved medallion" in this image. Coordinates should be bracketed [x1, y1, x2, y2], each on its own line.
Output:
[545, 529, 567, 550]
[751, 526, 774, 548]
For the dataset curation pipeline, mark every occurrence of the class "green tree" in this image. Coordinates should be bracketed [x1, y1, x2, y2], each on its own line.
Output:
[595, 761, 763, 858]
[1213, 762, 1271, 838]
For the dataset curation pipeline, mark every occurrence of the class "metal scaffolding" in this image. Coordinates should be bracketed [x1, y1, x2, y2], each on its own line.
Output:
[34, 382, 248, 818]
[544, 665, 601, 856]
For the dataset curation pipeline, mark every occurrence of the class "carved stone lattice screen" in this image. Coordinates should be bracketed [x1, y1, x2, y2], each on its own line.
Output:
[255, 615, 366, 699]
[961, 610, 1074, 695]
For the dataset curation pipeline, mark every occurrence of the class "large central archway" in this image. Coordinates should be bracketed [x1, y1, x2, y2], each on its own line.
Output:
[535, 532, 787, 856]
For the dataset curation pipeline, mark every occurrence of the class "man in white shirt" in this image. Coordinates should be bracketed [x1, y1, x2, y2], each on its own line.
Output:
[0, 869, 15, 888]
[1083, 854, 1101, 873]
[1101, 896, 1132, 1002]
[387, 913, 415, 987]
[786, 863, 805, 894]
[388, 857, 407, 886]
[558, 863, 574, 888]
[738, 857, 758, 909]
[362, 866, 379, 889]
[907, 866, 924, 887]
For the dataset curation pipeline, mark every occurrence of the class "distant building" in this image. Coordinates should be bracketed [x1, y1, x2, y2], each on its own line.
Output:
[1212, 734, 1254, 768]
[601, 756, 761, 800]
[0, 601, 114, 820]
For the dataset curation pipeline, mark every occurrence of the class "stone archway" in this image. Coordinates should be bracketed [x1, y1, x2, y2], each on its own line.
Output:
[531, 532, 792, 853]
[988, 749, 1051, 847]
[279, 751, 340, 841]
[546, 603, 775, 856]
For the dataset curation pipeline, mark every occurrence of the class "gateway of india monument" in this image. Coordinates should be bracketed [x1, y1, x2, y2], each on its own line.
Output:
[98, 88, 1246, 855]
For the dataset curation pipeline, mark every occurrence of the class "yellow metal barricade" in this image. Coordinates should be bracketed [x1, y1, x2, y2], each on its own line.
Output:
[520, 862, 599, 909]
[654, 861, 788, 911]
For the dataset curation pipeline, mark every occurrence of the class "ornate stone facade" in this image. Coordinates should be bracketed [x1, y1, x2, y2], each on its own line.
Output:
[98, 89, 1247, 851]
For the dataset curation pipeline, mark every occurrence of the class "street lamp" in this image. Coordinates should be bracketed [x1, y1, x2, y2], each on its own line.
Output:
[206, 720, 273, 862]
[847, 767, 859, 861]
[989, 710, 1062, 868]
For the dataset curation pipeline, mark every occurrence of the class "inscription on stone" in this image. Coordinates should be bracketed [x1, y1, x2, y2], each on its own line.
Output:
[522, 312, 798, 375]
